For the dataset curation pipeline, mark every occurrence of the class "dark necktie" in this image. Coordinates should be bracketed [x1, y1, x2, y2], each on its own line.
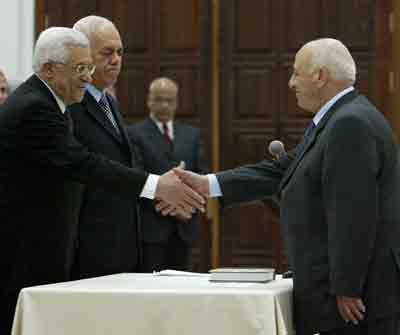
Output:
[296, 121, 316, 156]
[162, 122, 172, 145]
[98, 93, 120, 134]
[303, 121, 316, 144]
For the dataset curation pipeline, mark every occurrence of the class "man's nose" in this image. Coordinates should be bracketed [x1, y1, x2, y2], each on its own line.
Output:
[288, 75, 295, 89]
[110, 52, 121, 65]
[82, 72, 92, 83]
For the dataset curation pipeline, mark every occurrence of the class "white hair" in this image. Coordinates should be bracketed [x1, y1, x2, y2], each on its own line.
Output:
[73, 16, 115, 43]
[304, 38, 356, 83]
[32, 27, 89, 73]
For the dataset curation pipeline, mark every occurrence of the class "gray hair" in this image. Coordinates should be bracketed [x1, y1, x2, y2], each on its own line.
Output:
[32, 27, 89, 73]
[73, 16, 115, 44]
[304, 38, 356, 83]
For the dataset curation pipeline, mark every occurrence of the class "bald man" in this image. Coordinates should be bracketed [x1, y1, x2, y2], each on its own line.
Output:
[173, 39, 400, 335]
[128, 77, 208, 272]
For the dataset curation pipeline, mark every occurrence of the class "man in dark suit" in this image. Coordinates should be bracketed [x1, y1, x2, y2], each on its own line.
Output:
[0, 27, 204, 334]
[174, 38, 400, 335]
[69, 16, 143, 279]
[128, 77, 208, 271]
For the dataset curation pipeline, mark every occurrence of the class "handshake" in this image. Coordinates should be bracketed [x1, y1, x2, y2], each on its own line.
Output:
[154, 165, 210, 220]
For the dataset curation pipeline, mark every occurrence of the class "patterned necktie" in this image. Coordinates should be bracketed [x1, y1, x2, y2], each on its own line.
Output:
[98, 93, 120, 134]
[162, 122, 172, 144]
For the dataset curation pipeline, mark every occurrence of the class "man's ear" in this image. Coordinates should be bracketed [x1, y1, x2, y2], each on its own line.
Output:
[315, 67, 329, 88]
[42, 63, 54, 80]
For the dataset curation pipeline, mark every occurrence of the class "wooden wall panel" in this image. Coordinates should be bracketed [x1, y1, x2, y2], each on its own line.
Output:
[36, 0, 383, 272]
[118, 66, 152, 119]
[322, 0, 373, 49]
[283, 0, 321, 50]
[97, 0, 152, 53]
[161, 0, 200, 51]
[235, 0, 272, 51]
[235, 66, 278, 120]
[219, 0, 377, 271]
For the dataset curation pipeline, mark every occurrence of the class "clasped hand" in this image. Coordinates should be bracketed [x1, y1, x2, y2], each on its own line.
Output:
[154, 167, 210, 219]
[336, 295, 365, 325]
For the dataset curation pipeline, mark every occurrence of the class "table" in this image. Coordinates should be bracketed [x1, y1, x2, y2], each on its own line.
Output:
[12, 273, 294, 335]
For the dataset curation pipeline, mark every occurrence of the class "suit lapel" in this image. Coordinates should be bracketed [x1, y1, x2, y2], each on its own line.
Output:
[83, 92, 123, 143]
[280, 90, 359, 190]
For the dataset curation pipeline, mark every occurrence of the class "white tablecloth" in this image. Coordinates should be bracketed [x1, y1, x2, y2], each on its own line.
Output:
[12, 273, 294, 335]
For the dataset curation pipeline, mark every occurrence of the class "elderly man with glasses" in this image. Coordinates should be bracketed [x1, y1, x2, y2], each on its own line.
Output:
[0, 26, 204, 334]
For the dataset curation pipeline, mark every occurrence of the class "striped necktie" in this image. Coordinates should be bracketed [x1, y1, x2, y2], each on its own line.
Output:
[98, 93, 120, 134]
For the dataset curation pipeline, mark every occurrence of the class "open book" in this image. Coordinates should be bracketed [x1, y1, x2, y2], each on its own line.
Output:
[209, 267, 275, 283]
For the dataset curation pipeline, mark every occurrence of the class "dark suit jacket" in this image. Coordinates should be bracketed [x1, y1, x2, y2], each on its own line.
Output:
[69, 91, 143, 278]
[0, 75, 148, 296]
[128, 117, 208, 243]
[216, 90, 400, 334]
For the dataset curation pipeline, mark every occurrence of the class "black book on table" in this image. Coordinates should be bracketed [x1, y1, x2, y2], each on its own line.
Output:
[209, 268, 275, 283]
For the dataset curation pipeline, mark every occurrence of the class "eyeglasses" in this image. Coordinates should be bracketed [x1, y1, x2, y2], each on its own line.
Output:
[72, 63, 96, 76]
[51, 62, 96, 76]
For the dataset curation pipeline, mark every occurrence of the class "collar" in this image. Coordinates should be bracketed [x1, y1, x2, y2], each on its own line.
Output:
[150, 114, 174, 139]
[85, 83, 104, 103]
[36, 74, 67, 114]
[313, 86, 354, 125]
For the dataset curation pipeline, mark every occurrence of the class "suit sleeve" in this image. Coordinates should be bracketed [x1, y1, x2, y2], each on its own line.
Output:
[323, 113, 379, 297]
[216, 158, 288, 207]
[22, 103, 148, 198]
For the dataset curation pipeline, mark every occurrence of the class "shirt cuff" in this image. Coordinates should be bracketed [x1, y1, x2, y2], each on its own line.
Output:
[140, 174, 159, 199]
[207, 174, 223, 197]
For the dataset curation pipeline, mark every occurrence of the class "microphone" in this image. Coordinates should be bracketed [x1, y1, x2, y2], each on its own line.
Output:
[268, 140, 286, 159]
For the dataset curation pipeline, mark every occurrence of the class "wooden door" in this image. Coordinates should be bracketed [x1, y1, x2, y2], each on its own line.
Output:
[35, 0, 212, 272]
[218, 0, 379, 271]
[36, 0, 388, 273]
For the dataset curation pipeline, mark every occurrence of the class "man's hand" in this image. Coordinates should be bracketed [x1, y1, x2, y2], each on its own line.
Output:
[173, 167, 210, 197]
[336, 295, 365, 325]
[155, 199, 191, 220]
[155, 169, 205, 218]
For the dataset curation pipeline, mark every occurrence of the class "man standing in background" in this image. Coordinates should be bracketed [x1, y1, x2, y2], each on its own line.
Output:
[128, 77, 208, 272]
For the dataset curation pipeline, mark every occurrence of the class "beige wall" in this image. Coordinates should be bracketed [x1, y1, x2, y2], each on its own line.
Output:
[0, 0, 35, 83]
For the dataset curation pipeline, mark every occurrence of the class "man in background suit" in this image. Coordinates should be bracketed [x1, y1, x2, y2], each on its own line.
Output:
[128, 78, 208, 271]
[0, 27, 204, 334]
[173, 39, 400, 334]
[0, 69, 9, 104]
[69, 16, 143, 279]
